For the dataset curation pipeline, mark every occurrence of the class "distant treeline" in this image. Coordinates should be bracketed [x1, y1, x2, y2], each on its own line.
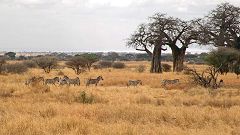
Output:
[0, 51, 207, 64]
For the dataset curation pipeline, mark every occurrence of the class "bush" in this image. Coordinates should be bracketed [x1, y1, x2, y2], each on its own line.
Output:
[23, 60, 37, 68]
[75, 91, 94, 104]
[205, 47, 240, 75]
[136, 64, 146, 73]
[98, 61, 112, 68]
[3, 63, 28, 74]
[112, 62, 126, 69]
[162, 63, 171, 72]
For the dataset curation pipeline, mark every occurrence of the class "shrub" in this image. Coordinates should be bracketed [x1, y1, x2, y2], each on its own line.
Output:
[34, 56, 58, 73]
[3, 63, 28, 74]
[98, 61, 112, 68]
[205, 47, 240, 75]
[162, 63, 171, 72]
[136, 64, 146, 73]
[75, 91, 94, 104]
[23, 60, 37, 68]
[112, 62, 126, 69]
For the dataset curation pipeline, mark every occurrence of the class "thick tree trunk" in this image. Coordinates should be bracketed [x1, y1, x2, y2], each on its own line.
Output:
[150, 44, 162, 73]
[171, 46, 186, 72]
[234, 37, 240, 50]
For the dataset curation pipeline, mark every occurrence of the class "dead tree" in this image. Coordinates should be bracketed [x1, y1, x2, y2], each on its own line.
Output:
[186, 65, 223, 89]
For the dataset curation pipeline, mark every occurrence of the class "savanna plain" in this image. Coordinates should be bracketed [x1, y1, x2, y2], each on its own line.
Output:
[0, 61, 240, 135]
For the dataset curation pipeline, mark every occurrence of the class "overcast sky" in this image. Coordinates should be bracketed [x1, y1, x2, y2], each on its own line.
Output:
[0, 0, 239, 52]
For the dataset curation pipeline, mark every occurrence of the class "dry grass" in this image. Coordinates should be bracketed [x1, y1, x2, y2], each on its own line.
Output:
[0, 61, 239, 135]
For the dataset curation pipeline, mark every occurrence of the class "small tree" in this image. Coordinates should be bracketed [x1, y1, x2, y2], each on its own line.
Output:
[79, 53, 99, 71]
[65, 56, 87, 75]
[34, 56, 58, 73]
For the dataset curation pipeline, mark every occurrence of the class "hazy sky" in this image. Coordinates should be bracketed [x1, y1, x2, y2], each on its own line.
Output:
[0, 0, 239, 52]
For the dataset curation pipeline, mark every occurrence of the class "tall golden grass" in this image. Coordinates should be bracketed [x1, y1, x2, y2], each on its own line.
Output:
[0, 61, 239, 135]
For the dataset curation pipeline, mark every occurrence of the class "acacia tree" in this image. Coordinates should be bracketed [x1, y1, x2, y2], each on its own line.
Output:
[34, 56, 58, 73]
[65, 56, 88, 75]
[149, 14, 197, 72]
[80, 53, 99, 71]
[4, 52, 16, 60]
[197, 3, 240, 49]
[127, 24, 166, 73]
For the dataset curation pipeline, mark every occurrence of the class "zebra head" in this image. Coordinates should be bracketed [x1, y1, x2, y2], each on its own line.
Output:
[137, 80, 143, 85]
[63, 76, 69, 80]
[97, 76, 104, 81]
[53, 77, 60, 82]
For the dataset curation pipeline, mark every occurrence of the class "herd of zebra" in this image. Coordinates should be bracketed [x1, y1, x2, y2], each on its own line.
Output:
[25, 76, 104, 87]
[25, 75, 180, 87]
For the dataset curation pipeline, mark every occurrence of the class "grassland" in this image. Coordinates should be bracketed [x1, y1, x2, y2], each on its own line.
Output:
[0, 61, 240, 135]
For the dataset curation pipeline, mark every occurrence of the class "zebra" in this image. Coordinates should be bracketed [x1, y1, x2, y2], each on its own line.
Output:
[25, 77, 36, 86]
[59, 76, 70, 86]
[127, 80, 143, 87]
[161, 79, 180, 87]
[68, 77, 80, 86]
[45, 77, 60, 85]
[86, 76, 104, 87]
[25, 77, 44, 86]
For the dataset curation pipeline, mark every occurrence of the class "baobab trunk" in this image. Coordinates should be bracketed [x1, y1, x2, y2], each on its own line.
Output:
[172, 47, 186, 72]
[150, 44, 162, 73]
[234, 37, 240, 50]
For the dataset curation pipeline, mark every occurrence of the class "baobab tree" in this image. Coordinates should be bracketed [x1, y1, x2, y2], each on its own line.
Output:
[197, 3, 240, 50]
[149, 14, 198, 72]
[127, 24, 167, 73]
